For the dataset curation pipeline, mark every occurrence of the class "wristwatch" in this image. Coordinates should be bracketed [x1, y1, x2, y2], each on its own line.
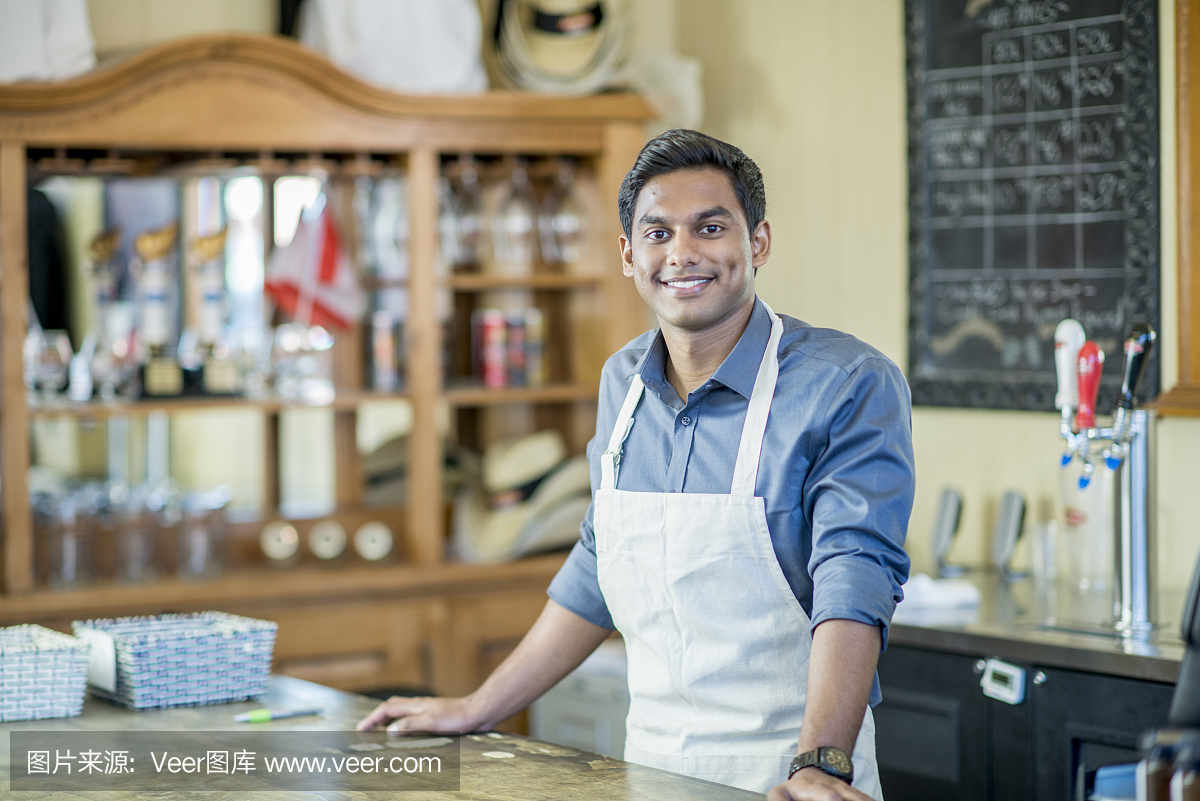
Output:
[788, 746, 854, 784]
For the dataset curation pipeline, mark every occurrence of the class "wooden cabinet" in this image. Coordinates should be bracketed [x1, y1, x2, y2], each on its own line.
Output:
[876, 644, 1174, 801]
[0, 33, 651, 716]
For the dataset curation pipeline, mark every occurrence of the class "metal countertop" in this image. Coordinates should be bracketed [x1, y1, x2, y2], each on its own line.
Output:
[889, 571, 1186, 684]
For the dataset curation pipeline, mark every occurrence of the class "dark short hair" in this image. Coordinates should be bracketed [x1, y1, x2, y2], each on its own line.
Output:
[618, 129, 766, 240]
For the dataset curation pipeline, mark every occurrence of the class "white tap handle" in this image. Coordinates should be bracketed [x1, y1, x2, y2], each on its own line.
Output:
[1054, 319, 1086, 410]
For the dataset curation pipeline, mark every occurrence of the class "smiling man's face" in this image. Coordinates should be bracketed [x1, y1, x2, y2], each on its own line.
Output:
[620, 167, 770, 336]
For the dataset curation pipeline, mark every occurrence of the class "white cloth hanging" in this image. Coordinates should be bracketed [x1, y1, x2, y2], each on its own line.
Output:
[0, 0, 95, 83]
[299, 0, 488, 94]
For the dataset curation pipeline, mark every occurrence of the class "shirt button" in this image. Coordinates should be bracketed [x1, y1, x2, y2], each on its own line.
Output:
[681, 416, 692, 426]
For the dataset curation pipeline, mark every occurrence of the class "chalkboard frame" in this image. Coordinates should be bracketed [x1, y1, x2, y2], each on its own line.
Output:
[905, 0, 1160, 411]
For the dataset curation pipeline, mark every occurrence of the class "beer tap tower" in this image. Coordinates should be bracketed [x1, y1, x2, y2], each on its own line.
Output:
[1057, 321, 1158, 637]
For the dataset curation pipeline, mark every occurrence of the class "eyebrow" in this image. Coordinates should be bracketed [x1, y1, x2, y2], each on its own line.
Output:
[637, 205, 735, 229]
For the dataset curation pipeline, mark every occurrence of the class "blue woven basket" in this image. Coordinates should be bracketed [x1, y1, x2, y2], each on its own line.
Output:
[72, 612, 277, 710]
[0, 625, 90, 721]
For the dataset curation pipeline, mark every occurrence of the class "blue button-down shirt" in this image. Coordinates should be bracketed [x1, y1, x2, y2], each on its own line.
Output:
[547, 298, 914, 706]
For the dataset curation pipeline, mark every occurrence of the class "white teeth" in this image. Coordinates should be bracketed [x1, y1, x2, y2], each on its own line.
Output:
[666, 278, 709, 288]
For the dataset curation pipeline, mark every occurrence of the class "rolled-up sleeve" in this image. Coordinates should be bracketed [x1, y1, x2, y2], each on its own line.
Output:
[806, 357, 914, 652]
[546, 511, 615, 631]
[546, 409, 616, 631]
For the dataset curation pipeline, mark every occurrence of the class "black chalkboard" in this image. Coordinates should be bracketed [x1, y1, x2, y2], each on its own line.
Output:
[906, 0, 1159, 410]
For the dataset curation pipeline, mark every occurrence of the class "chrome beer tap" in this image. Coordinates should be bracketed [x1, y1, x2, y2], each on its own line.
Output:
[1056, 320, 1158, 637]
[1105, 324, 1157, 636]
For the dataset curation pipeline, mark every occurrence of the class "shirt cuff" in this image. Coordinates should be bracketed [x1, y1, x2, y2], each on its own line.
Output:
[810, 555, 901, 653]
[547, 540, 615, 631]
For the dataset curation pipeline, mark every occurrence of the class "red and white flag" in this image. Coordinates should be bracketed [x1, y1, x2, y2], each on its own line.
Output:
[265, 201, 365, 330]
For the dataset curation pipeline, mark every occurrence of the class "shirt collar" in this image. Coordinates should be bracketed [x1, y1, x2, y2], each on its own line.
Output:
[630, 297, 773, 401]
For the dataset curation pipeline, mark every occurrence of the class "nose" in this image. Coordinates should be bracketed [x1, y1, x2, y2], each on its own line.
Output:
[666, 230, 700, 268]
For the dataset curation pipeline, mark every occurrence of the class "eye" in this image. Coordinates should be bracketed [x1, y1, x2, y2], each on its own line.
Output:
[699, 224, 723, 235]
[645, 229, 670, 241]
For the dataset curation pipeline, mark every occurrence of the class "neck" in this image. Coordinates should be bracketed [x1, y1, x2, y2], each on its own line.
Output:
[662, 298, 756, 400]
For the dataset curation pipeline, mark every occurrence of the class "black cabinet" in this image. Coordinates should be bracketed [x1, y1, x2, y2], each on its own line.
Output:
[1033, 668, 1173, 801]
[875, 647, 990, 800]
[876, 645, 1174, 801]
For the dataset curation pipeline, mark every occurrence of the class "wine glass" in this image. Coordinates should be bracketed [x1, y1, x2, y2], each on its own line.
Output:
[491, 161, 537, 275]
[29, 330, 73, 399]
[539, 160, 587, 265]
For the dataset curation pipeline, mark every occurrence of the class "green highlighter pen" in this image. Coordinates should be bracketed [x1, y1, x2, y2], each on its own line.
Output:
[233, 708, 323, 723]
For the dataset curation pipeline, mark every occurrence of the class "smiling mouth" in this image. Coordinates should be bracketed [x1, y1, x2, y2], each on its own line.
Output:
[661, 277, 713, 292]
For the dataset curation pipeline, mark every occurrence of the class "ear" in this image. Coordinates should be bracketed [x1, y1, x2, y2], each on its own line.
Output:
[751, 220, 771, 270]
[620, 234, 635, 277]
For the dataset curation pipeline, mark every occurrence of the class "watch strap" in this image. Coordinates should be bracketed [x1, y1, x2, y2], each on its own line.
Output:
[788, 746, 854, 784]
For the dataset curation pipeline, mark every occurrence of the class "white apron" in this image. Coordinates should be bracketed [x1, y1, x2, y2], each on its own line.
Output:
[594, 305, 882, 797]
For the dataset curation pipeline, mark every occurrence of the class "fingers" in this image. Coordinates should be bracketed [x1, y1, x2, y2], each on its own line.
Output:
[767, 771, 875, 801]
[386, 713, 437, 734]
[355, 695, 428, 732]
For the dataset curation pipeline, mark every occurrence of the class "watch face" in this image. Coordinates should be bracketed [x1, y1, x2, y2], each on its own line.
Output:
[822, 748, 852, 775]
[825, 753, 854, 777]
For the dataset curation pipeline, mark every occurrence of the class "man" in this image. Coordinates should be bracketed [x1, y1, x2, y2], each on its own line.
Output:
[359, 129, 914, 801]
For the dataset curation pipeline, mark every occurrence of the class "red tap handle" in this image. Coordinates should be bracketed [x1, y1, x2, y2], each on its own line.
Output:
[1075, 341, 1104, 429]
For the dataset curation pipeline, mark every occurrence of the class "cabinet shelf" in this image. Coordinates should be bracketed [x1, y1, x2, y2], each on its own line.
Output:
[444, 382, 599, 406]
[0, 551, 569, 625]
[25, 389, 412, 420]
[447, 274, 603, 291]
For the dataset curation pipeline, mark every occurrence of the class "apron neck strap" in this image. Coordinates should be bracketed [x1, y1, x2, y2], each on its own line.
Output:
[601, 303, 782, 494]
[730, 303, 783, 496]
[601, 375, 644, 490]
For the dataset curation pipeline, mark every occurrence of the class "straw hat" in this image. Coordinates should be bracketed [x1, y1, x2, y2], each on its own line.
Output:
[453, 430, 592, 563]
[493, 0, 630, 94]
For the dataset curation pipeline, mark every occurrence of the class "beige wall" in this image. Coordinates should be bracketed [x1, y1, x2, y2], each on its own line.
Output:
[87, 0, 276, 57]
[678, 0, 1200, 593]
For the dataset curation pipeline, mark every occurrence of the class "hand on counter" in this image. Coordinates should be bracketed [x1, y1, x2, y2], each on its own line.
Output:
[356, 695, 484, 735]
[356, 599, 612, 736]
[767, 768, 874, 801]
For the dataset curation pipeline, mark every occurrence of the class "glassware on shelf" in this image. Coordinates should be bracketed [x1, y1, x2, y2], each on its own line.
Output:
[455, 161, 482, 266]
[539, 160, 587, 266]
[439, 177, 464, 268]
[26, 329, 74, 399]
[177, 488, 228, 581]
[271, 323, 335, 402]
[36, 492, 96, 590]
[234, 326, 272, 399]
[91, 303, 140, 400]
[114, 485, 158, 584]
[439, 157, 482, 270]
[491, 160, 538, 275]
